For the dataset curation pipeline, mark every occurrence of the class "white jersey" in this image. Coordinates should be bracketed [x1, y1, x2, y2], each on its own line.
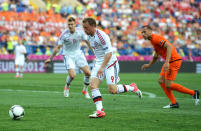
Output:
[57, 27, 88, 56]
[15, 44, 26, 59]
[87, 29, 117, 64]
[15, 44, 26, 66]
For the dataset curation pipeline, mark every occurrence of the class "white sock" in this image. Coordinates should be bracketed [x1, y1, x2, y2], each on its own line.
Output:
[117, 84, 134, 93]
[96, 101, 103, 111]
[91, 88, 103, 111]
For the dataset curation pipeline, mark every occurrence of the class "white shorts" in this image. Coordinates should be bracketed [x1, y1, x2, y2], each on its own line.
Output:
[91, 60, 120, 85]
[15, 57, 25, 66]
[63, 53, 88, 70]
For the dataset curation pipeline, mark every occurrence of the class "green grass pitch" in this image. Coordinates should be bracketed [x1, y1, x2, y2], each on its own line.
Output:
[0, 73, 201, 131]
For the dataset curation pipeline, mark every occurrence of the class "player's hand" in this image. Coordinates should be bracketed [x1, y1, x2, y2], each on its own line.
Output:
[97, 67, 104, 78]
[141, 64, 151, 71]
[44, 58, 51, 67]
[163, 62, 169, 72]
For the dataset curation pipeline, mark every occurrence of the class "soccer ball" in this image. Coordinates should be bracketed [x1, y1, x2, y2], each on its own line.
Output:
[9, 105, 25, 120]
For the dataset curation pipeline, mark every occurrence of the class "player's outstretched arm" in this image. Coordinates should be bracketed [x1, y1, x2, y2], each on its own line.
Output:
[141, 52, 159, 71]
[44, 45, 62, 67]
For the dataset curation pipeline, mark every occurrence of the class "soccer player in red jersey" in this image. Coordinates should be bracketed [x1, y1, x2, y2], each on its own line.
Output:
[141, 25, 200, 108]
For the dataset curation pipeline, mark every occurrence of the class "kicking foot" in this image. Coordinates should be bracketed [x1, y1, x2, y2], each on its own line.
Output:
[89, 110, 106, 118]
[130, 83, 142, 98]
[163, 102, 179, 109]
[64, 86, 69, 97]
[193, 90, 200, 105]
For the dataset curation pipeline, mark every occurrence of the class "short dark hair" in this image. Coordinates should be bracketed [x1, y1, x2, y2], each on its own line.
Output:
[142, 25, 152, 30]
[82, 17, 96, 27]
[68, 17, 75, 22]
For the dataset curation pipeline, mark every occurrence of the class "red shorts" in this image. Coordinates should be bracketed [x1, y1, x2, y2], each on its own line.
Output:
[160, 60, 182, 80]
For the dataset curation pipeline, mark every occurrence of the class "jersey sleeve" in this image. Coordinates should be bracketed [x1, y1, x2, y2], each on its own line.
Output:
[98, 32, 113, 54]
[57, 34, 64, 45]
[57, 38, 63, 45]
[57, 29, 68, 45]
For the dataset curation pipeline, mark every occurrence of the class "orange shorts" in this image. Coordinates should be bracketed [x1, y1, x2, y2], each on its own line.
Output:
[160, 60, 182, 80]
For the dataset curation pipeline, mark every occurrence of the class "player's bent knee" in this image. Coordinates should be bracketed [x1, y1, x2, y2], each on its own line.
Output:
[109, 89, 117, 94]
[108, 86, 117, 94]
[108, 89, 117, 94]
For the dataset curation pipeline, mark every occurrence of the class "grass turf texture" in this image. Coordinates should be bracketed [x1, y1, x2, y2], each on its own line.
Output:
[0, 73, 201, 131]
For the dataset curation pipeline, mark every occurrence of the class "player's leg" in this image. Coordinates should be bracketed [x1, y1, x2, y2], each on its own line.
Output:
[165, 80, 194, 96]
[80, 65, 91, 99]
[77, 54, 91, 99]
[106, 61, 142, 98]
[165, 61, 199, 105]
[107, 84, 142, 98]
[64, 69, 76, 97]
[19, 58, 25, 78]
[89, 77, 106, 118]
[19, 65, 24, 78]
[15, 58, 19, 78]
[158, 75, 178, 108]
[15, 64, 19, 78]
[88, 64, 105, 118]
[166, 80, 199, 105]
[63, 55, 76, 97]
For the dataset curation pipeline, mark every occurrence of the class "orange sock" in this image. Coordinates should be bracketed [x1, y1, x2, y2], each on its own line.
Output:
[169, 83, 195, 96]
[160, 83, 177, 104]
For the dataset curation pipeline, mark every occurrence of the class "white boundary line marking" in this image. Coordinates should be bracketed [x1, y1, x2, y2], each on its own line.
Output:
[0, 89, 198, 101]
[0, 89, 156, 98]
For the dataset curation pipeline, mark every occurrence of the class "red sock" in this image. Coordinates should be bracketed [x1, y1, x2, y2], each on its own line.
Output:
[169, 83, 195, 96]
[160, 83, 177, 104]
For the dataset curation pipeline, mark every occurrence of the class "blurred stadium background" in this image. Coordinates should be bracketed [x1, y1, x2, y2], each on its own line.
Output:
[0, 0, 201, 73]
[0, 0, 201, 130]
[0, 0, 200, 57]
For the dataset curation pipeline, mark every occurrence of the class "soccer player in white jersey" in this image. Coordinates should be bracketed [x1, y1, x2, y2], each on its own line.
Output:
[82, 17, 142, 118]
[15, 40, 27, 78]
[44, 16, 91, 99]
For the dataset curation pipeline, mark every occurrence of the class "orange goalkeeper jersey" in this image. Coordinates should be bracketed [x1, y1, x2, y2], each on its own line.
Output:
[150, 34, 181, 62]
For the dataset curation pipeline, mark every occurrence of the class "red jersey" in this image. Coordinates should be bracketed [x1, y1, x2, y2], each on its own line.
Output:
[150, 34, 181, 62]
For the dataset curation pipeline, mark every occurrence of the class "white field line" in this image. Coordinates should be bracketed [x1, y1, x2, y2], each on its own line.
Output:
[0, 89, 198, 101]
[0, 89, 156, 98]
